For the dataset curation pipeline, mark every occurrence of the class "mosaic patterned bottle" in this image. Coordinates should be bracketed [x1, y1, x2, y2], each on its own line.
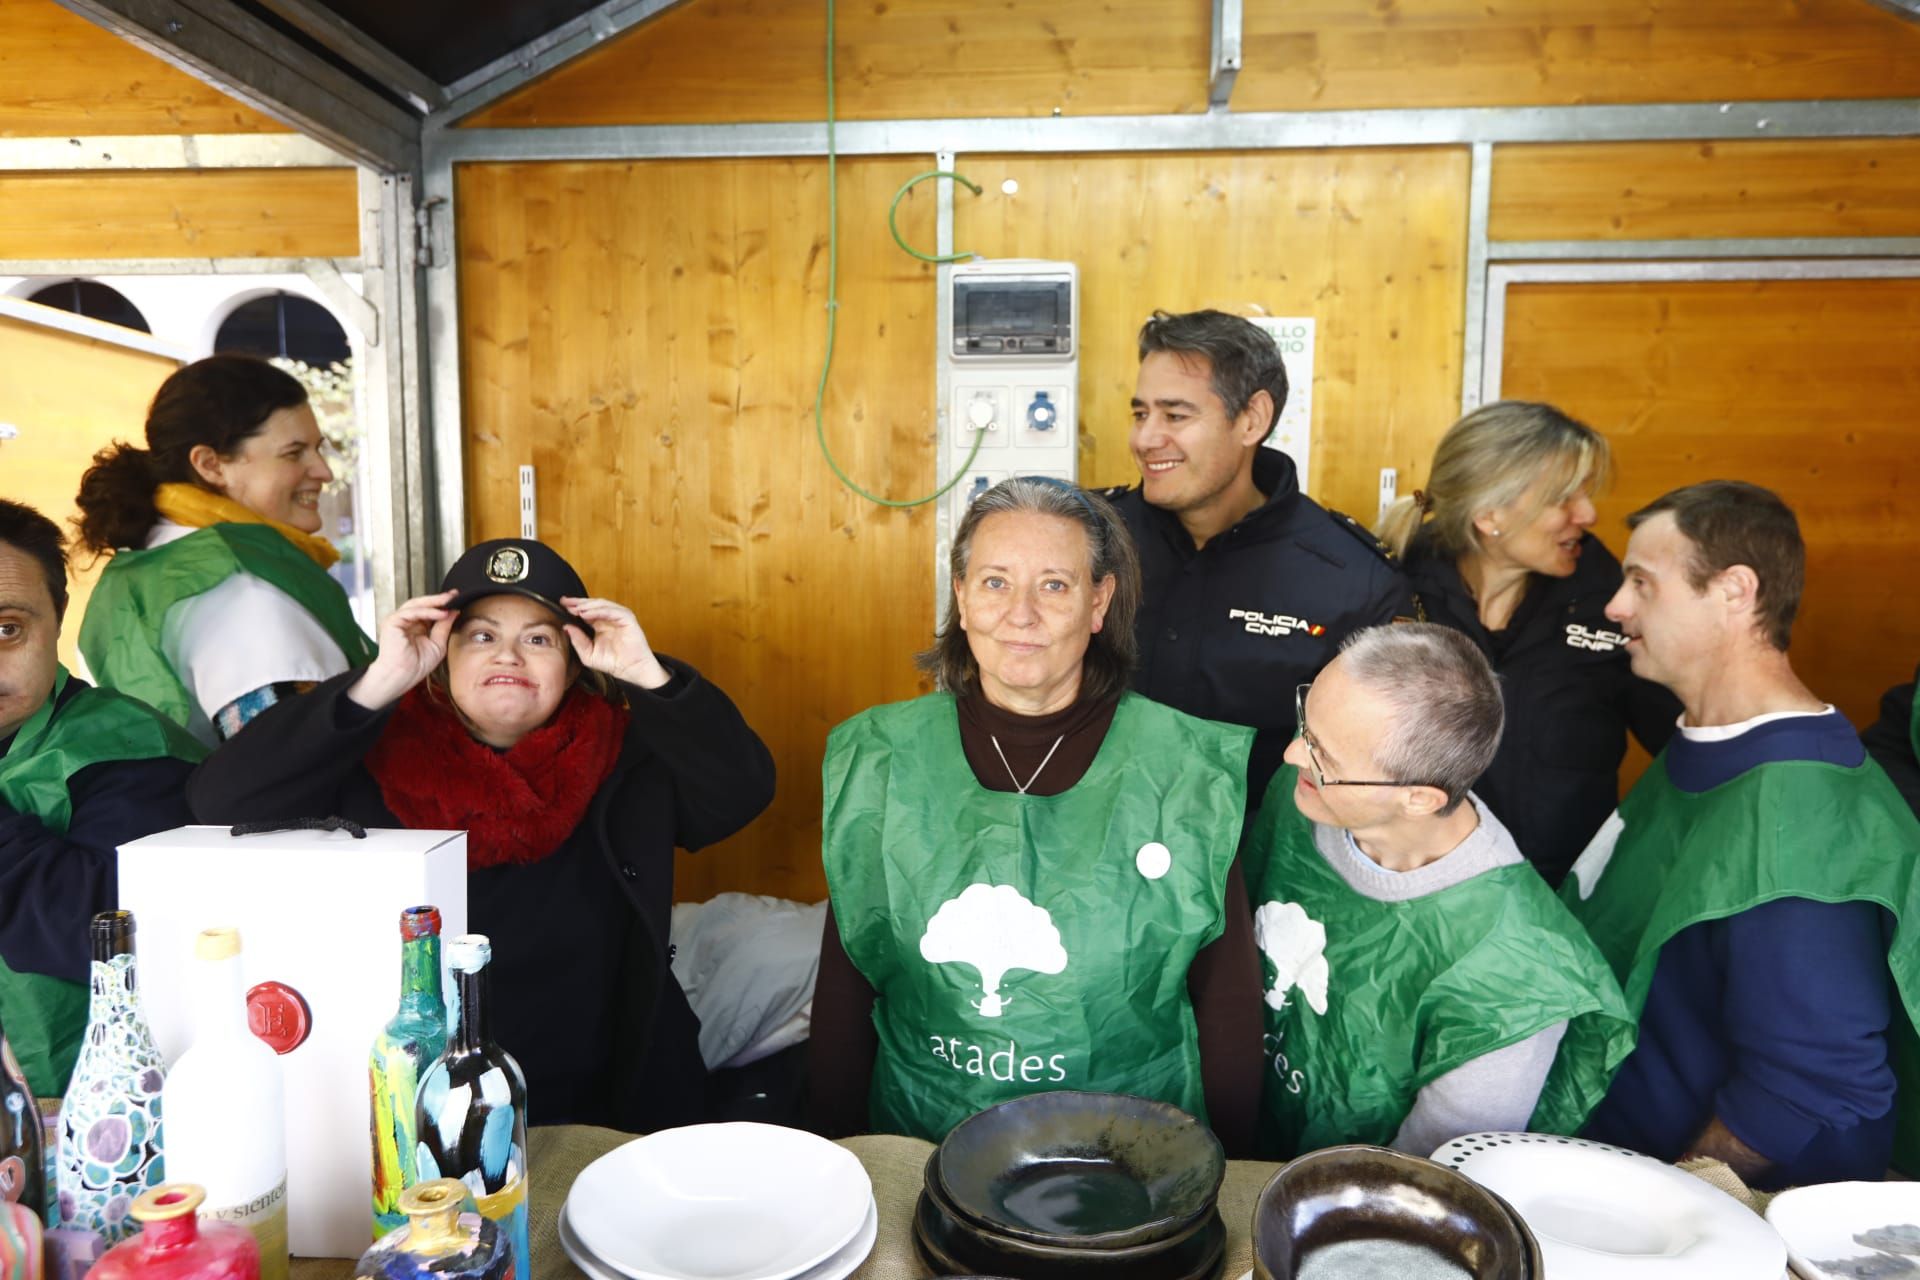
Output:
[355, 1179, 512, 1280]
[370, 907, 447, 1241]
[55, 912, 165, 1246]
[91, 1185, 258, 1280]
[415, 937, 527, 1275]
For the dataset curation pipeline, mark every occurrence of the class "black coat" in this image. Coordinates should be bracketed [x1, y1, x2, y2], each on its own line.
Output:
[187, 658, 775, 1133]
[1863, 663, 1919, 818]
[1404, 532, 1681, 886]
[1102, 449, 1419, 802]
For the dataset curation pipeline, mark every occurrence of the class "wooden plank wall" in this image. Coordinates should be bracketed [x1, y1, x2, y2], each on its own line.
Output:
[0, 310, 181, 669]
[454, 1, 1920, 901]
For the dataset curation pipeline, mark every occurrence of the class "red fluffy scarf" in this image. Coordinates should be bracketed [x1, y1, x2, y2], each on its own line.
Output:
[366, 684, 629, 868]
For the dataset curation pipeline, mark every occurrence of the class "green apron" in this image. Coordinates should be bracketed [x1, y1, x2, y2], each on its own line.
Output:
[823, 692, 1250, 1142]
[0, 667, 205, 1097]
[1246, 767, 1635, 1158]
[1563, 754, 1920, 1169]
[78, 523, 375, 732]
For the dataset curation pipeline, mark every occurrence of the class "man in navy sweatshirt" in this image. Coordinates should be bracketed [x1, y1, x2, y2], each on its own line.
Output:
[1566, 481, 1920, 1189]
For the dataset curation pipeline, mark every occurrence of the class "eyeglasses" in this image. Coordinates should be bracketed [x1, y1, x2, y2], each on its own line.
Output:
[1293, 683, 1441, 791]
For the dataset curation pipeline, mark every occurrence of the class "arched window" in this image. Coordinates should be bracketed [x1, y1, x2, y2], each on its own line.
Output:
[26, 280, 151, 333]
[213, 292, 349, 366]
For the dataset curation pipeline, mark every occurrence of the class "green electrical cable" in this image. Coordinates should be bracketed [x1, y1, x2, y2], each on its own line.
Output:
[890, 170, 983, 264]
[811, 0, 984, 508]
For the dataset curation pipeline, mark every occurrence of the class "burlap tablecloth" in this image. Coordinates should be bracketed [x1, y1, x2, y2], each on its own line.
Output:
[288, 1126, 1769, 1279]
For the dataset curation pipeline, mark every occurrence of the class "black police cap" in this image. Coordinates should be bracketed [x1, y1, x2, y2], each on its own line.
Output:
[438, 538, 587, 620]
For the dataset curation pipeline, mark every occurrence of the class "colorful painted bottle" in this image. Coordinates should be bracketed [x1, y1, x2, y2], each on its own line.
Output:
[0, 1201, 41, 1280]
[415, 937, 528, 1275]
[355, 1178, 512, 1279]
[92, 1184, 259, 1280]
[161, 929, 288, 1280]
[0, 1006, 47, 1228]
[370, 907, 447, 1241]
[55, 911, 165, 1245]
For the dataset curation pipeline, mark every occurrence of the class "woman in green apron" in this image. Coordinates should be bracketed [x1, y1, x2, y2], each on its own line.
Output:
[811, 477, 1263, 1150]
[72, 355, 374, 746]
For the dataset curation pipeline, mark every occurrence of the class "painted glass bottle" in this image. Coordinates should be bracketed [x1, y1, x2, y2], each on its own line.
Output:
[91, 1185, 258, 1280]
[55, 911, 165, 1246]
[355, 1179, 512, 1280]
[415, 936, 528, 1275]
[0, 1007, 46, 1229]
[370, 906, 446, 1241]
[161, 928, 288, 1280]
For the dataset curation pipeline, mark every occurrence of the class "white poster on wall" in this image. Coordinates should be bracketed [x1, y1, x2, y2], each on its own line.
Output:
[1247, 316, 1315, 495]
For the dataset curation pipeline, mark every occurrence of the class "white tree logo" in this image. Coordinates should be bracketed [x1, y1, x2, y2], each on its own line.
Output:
[1254, 900, 1329, 1016]
[920, 883, 1069, 1017]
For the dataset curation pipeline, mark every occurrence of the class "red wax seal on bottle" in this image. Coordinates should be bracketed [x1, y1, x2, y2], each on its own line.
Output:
[246, 981, 313, 1055]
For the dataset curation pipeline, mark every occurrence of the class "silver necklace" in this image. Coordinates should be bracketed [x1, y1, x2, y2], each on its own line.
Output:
[991, 734, 1066, 795]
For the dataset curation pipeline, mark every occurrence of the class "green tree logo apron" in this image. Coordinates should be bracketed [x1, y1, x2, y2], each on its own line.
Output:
[1247, 767, 1635, 1158]
[79, 523, 376, 731]
[823, 693, 1250, 1141]
[0, 668, 204, 1096]
[1564, 754, 1920, 1169]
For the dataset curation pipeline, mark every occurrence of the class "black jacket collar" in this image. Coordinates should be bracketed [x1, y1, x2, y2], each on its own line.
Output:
[1142, 447, 1304, 552]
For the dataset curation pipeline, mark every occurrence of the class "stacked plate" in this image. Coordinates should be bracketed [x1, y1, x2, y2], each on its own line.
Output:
[915, 1091, 1228, 1280]
[561, 1123, 877, 1280]
[1430, 1132, 1789, 1279]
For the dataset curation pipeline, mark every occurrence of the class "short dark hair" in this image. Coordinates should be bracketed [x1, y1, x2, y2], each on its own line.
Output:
[920, 477, 1140, 703]
[0, 498, 71, 621]
[1137, 309, 1289, 437]
[1627, 480, 1804, 651]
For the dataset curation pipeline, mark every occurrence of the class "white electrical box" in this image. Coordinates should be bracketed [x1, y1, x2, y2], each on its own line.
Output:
[947, 259, 1079, 523]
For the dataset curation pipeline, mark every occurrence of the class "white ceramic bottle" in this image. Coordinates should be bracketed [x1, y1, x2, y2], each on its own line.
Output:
[161, 927, 290, 1280]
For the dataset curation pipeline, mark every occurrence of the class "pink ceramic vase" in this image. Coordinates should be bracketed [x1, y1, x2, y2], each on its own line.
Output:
[92, 1185, 260, 1280]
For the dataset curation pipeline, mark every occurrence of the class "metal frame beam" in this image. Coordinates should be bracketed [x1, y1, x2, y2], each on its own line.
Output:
[1479, 258, 1920, 402]
[432, 0, 692, 127]
[0, 256, 364, 274]
[0, 294, 192, 360]
[1489, 236, 1920, 260]
[0, 134, 351, 170]
[1209, 0, 1242, 112]
[1460, 142, 1493, 411]
[249, 0, 444, 112]
[1864, 0, 1920, 19]
[431, 99, 1920, 163]
[51, 0, 420, 171]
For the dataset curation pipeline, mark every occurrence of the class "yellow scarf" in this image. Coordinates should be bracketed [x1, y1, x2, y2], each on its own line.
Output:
[153, 482, 341, 569]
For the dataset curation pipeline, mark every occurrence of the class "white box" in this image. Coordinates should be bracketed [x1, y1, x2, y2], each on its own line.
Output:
[118, 825, 468, 1259]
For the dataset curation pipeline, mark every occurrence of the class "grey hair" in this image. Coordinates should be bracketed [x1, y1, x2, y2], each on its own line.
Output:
[1137, 309, 1289, 439]
[918, 476, 1140, 702]
[1337, 623, 1504, 815]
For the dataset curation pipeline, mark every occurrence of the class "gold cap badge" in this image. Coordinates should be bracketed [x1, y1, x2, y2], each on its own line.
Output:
[484, 546, 530, 584]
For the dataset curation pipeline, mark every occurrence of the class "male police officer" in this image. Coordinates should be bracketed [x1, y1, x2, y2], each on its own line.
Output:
[1103, 310, 1417, 802]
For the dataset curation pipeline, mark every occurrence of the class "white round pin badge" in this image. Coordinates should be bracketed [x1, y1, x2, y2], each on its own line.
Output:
[1136, 841, 1172, 880]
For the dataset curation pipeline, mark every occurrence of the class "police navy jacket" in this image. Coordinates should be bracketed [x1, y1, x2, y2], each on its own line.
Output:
[1102, 448, 1417, 803]
[1403, 529, 1681, 886]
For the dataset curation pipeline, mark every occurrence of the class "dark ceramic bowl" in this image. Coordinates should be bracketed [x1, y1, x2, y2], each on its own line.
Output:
[924, 1158, 1214, 1263]
[935, 1091, 1226, 1250]
[916, 1190, 1227, 1280]
[1250, 1145, 1538, 1280]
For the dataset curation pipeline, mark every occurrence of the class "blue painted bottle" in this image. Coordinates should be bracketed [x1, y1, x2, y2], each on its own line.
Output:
[413, 937, 527, 1274]
[369, 907, 446, 1241]
[355, 1179, 511, 1280]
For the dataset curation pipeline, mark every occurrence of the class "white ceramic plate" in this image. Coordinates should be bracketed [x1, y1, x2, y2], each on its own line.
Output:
[561, 1194, 880, 1280]
[1429, 1131, 1787, 1280]
[567, 1123, 874, 1280]
[1765, 1181, 1920, 1280]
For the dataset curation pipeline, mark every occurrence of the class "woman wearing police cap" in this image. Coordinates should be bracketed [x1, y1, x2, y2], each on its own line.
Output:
[190, 537, 775, 1131]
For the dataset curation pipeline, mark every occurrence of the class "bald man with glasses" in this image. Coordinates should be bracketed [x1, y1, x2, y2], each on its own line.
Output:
[1244, 623, 1633, 1159]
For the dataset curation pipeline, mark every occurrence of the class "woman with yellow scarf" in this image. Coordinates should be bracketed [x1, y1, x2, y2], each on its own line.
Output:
[73, 355, 375, 745]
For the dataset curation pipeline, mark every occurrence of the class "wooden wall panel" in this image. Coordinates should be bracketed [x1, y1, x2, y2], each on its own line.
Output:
[0, 310, 179, 670]
[1491, 140, 1920, 241]
[458, 146, 1466, 900]
[1234, 0, 1920, 111]
[458, 157, 941, 903]
[955, 147, 1468, 522]
[0, 0, 280, 135]
[0, 169, 359, 259]
[1500, 278, 1920, 743]
[469, 0, 1920, 128]
[464, 0, 1210, 128]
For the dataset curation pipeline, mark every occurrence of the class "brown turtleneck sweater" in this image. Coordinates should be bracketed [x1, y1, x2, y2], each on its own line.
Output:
[808, 689, 1263, 1156]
